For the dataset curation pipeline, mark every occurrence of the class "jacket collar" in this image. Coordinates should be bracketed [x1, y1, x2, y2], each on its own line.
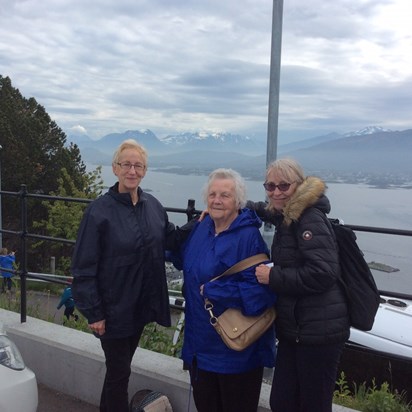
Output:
[108, 183, 145, 205]
[283, 176, 328, 225]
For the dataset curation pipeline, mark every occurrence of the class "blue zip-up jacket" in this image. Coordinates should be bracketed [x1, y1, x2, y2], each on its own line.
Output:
[0, 254, 15, 278]
[180, 208, 276, 374]
[57, 287, 75, 310]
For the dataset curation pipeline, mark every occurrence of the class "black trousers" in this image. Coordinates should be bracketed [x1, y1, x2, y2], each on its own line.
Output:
[189, 363, 264, 412]
[2, 277, 12, 291]
[99, 327, 144, 412]
[270, 340, 344, 412]
[63, 307, 78, 321]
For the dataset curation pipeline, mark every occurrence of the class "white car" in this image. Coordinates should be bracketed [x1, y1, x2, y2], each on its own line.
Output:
[0, 324, 38, 412]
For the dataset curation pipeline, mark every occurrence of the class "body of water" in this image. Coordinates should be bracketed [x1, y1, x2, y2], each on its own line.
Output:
[96, 165, 412, 295]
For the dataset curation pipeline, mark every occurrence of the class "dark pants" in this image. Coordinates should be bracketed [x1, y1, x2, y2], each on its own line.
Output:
[2, 277, 12, 292]
[270, 340, 344, 412]
[189, 364, 264, 412]
[63, 307, 78, 321]
[99, 327, 144, 412]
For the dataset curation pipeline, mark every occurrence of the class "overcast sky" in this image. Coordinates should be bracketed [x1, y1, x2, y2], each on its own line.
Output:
[1, 0, 411, 143]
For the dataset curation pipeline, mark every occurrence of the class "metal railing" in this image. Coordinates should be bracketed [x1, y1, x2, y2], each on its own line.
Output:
[0, 184, 198, 322]
[1, 184, 412, 323]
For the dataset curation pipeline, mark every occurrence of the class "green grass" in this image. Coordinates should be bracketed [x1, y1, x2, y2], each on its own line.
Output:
[334, 371, 411, 411]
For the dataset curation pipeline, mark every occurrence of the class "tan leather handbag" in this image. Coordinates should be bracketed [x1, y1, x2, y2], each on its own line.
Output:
[204, 254, 276, 351]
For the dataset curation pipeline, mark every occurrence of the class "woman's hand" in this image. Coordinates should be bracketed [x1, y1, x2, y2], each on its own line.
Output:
[255, 264, 271, 285]
[198, 209, 209, 222]
[89, 319, 106, 336]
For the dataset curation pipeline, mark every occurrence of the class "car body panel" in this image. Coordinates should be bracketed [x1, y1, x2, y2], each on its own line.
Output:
[0, 323, 38, 412]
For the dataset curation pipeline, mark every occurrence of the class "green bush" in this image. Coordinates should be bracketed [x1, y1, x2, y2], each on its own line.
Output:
[334, 372, 411, 411]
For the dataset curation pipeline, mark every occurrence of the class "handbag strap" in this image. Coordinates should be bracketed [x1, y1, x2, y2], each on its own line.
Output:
[210, 253, 269, 282]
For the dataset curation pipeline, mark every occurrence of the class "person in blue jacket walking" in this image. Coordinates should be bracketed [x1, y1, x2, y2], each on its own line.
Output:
[176, 168, 277, 412]
[0, 248, 15, 293]
[57, 284, 78, 322]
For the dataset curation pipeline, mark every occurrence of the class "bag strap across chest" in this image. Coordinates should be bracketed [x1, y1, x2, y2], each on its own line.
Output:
[210, 253, 269, 282]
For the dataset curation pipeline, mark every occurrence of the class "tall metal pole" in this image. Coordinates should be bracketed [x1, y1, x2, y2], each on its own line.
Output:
[263, 0, 284, 245]
[266, 0, 283, 167]
[0, 144, 2, 249]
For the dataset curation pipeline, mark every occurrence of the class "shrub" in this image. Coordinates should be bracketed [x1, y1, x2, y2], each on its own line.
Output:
[334, 372, 411, 412]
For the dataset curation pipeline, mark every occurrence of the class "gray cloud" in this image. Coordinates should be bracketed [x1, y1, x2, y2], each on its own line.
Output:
[0, 0, 410, 142]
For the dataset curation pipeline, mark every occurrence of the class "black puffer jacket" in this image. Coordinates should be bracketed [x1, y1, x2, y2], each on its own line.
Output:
[249, 177, 350, 345]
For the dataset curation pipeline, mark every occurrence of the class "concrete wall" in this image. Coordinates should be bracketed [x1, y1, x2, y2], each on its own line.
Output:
[0, 309, 355, 412]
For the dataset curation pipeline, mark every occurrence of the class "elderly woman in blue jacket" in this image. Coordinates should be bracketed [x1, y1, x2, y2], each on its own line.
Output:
[71, 139, 191, 412]
[178, 168, 276, 412]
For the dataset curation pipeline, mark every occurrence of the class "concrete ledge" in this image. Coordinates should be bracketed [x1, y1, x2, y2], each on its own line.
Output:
[0, 309, 356, 412]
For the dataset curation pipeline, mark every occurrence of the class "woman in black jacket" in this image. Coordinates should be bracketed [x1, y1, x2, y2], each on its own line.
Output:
[249, 158, 350, 412]
[71, 139, 190, 412]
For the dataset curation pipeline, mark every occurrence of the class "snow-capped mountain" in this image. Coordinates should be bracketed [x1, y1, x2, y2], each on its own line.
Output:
[67, 126, 411, 176]
[160, 131, 264, 154]
[343, 126, 392, 137]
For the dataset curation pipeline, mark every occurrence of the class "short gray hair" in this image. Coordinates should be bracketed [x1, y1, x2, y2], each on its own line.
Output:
[202, 168, 247, 208]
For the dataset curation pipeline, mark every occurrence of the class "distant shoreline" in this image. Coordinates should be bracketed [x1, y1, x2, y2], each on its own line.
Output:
[148, 167, 412, 190]
[96, 164, 412, 191]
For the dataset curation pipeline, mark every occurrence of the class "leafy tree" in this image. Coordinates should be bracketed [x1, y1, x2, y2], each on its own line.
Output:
[0, 75, 86, 194]
[33, 167, 103, 274]
[0, 75, 97, 272]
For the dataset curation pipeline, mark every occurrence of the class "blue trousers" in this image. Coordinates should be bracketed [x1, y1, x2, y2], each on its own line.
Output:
[270, 340, 344, 412]
[99, 327, 144, 412]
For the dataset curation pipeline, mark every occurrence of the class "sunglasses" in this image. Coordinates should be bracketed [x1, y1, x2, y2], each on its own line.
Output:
[263, 182, 294, 192]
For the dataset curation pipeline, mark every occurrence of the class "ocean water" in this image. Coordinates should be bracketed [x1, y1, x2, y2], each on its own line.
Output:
[96, 165, 412, 295]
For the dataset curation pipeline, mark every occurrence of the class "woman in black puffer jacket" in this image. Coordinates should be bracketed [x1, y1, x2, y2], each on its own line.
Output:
[248, 158, 350, 412]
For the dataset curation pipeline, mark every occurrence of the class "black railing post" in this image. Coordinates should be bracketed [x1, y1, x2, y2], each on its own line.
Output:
[19, 184, 28, 323]
[186, 199, 196, 221]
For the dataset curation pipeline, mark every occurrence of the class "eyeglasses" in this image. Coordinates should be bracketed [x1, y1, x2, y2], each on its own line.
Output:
[116, 162, 146, 171]
[263, 182, 294, 192]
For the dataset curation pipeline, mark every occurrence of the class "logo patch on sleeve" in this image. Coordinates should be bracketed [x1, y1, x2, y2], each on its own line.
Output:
[302, 230, 313, 240]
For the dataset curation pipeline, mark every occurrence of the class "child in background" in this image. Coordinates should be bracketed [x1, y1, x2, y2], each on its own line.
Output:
[0, 248, 16, 293]
[57, 284, 78, 322]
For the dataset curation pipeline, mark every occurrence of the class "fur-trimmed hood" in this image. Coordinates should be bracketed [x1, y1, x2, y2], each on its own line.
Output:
[283, 176, 329, 225]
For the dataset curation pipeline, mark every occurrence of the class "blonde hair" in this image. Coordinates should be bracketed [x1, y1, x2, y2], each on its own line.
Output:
[202, 168, 247, 208]
[266, 158, 305, 185]
[266, 158, 306, 212]
[112, 139, 148, 166]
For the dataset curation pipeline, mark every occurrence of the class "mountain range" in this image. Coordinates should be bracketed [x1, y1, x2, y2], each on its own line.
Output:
[67, 126, 412, 184]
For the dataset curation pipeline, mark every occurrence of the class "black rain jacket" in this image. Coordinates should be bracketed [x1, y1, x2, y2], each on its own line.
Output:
[71, 183, 189, 339]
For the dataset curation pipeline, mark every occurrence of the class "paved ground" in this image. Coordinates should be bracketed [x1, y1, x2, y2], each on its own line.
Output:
[12, 292, 98, 411]
[37, 383, 99, 412]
